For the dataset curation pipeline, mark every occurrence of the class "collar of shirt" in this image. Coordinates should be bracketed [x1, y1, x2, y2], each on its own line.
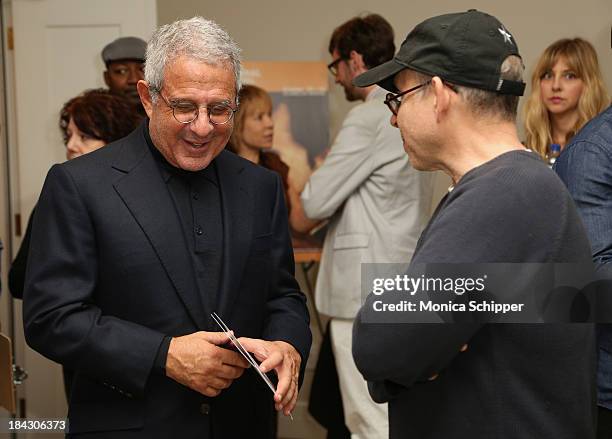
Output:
[143, 118, 218, 186]
[366, 85, 386, 103]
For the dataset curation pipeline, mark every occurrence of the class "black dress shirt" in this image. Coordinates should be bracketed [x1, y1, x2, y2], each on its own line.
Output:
[144, 124, 224, 374]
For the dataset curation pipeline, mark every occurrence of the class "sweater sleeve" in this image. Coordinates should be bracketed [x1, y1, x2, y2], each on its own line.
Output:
[353, 159, 557, 400]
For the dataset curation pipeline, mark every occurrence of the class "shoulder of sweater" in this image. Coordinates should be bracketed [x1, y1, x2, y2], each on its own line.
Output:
[452, 151, 562, 201]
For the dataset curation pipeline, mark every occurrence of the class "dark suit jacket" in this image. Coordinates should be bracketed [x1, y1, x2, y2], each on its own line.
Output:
[23, 123, 311, 438]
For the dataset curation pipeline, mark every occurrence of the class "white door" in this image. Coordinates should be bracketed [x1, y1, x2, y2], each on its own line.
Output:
[6, 0, 156, 425]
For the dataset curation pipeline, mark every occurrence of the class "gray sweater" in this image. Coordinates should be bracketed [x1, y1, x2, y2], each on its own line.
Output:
[353, 150, 596, 439]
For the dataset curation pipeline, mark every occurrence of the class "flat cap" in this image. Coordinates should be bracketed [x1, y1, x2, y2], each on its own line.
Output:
[102, 36, 146, 64]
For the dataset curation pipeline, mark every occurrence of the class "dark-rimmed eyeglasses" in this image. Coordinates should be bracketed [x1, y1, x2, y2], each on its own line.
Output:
[153, 88, 237, 125]
[384, 80, 431, 116]
[327, 58, 344, 76]
[385, 80, 460, 115]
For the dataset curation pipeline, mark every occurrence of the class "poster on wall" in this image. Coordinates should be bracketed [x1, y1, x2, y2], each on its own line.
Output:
[242, 61, 329, 249]
[242, 61, 329, 193]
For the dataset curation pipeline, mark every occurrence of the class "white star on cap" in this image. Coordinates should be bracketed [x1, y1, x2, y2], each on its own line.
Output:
[498, 27, 513, 45]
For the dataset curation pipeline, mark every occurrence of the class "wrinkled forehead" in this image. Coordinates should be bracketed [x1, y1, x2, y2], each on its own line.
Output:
[162, 56, 237, 95]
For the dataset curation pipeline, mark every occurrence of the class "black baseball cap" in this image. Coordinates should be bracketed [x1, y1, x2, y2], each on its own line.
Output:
[353, 9, 526, 96]
[102, 37, 146, 65]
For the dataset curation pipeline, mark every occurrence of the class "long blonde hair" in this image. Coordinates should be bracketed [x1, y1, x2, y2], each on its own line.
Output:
[524, 38, 609, 159]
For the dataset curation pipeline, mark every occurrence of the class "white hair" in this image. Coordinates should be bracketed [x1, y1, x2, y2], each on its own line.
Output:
[144, 16, 241, 100]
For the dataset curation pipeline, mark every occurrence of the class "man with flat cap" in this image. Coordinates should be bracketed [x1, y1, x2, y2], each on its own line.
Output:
[351, 9, 597, 439]
[102, 36, 147, 113]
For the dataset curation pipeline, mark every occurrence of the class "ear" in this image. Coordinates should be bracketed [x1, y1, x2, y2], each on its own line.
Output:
[348, 50, 366, 74]
[431, 76, 451, 122]
[136, 80, 154, 119]
[103, 70, 111, 88]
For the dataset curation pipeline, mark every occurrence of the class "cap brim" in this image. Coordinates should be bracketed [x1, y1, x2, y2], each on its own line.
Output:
[105, 57, 145, 63]
[352, 59, 405, 92]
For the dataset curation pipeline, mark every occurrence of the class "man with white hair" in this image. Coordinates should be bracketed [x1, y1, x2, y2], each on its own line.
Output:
[23, 17, 311, 438]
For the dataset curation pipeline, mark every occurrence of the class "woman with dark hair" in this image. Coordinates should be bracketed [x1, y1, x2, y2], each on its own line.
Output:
[9, 88, 142, 399]
[11, 88, 141, 298]
[60, 88, 142, 159]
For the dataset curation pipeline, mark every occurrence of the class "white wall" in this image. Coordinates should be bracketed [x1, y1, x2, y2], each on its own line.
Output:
[157, 0, 612, 205]
[157, 0, 612, 137]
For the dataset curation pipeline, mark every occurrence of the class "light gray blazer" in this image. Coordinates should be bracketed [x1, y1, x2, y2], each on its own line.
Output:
[302, 86, 434, 319]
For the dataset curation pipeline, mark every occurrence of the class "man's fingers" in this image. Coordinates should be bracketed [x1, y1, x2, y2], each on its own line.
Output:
[277, 379, 298, 415]
[281, 358, 299, 411]
[274, 371, 291, 404]
[201, 386, 221, 397]
[280, 374, 297, 408]
[229, 338, 301, 413]
[206, 376, 232, 391]
[423, 342, 467, 385]
[217, 363, 246, 380]
[235, 336, 257, 351]
[237, 337, 270, 362]
[259, 350, 283, 373]
[166, 331, 252, 397]
[284, 382, 299, 415]
[198, 331, 232, 346]
[271, 352, 295, 405]
[218, 347, 250, 369]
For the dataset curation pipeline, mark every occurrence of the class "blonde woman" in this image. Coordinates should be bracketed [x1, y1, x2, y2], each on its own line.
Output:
[524, 38, 609, 160]
[228, 84, 319, 236]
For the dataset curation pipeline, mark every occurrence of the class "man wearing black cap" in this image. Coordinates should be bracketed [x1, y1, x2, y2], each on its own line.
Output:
[352, 10, 596, 439]
[102, 36, 146, 113]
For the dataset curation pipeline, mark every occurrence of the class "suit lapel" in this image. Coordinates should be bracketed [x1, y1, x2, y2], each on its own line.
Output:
[111, 126, 206, 329]
[215, 151, 253, 319]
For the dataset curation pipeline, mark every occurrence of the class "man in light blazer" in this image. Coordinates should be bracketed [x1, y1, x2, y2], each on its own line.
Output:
[23, 17, 311, 438]
[300, 14, 433, 439]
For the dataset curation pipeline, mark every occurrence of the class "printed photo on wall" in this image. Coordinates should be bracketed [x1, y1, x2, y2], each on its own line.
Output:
[242, 61, 329, 249]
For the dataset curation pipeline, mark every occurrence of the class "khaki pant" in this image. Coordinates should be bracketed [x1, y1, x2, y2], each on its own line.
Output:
[330, 318, 389, 439]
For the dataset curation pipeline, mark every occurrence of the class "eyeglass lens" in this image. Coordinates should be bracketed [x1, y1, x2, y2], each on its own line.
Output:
[172, 102, 234, 125]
